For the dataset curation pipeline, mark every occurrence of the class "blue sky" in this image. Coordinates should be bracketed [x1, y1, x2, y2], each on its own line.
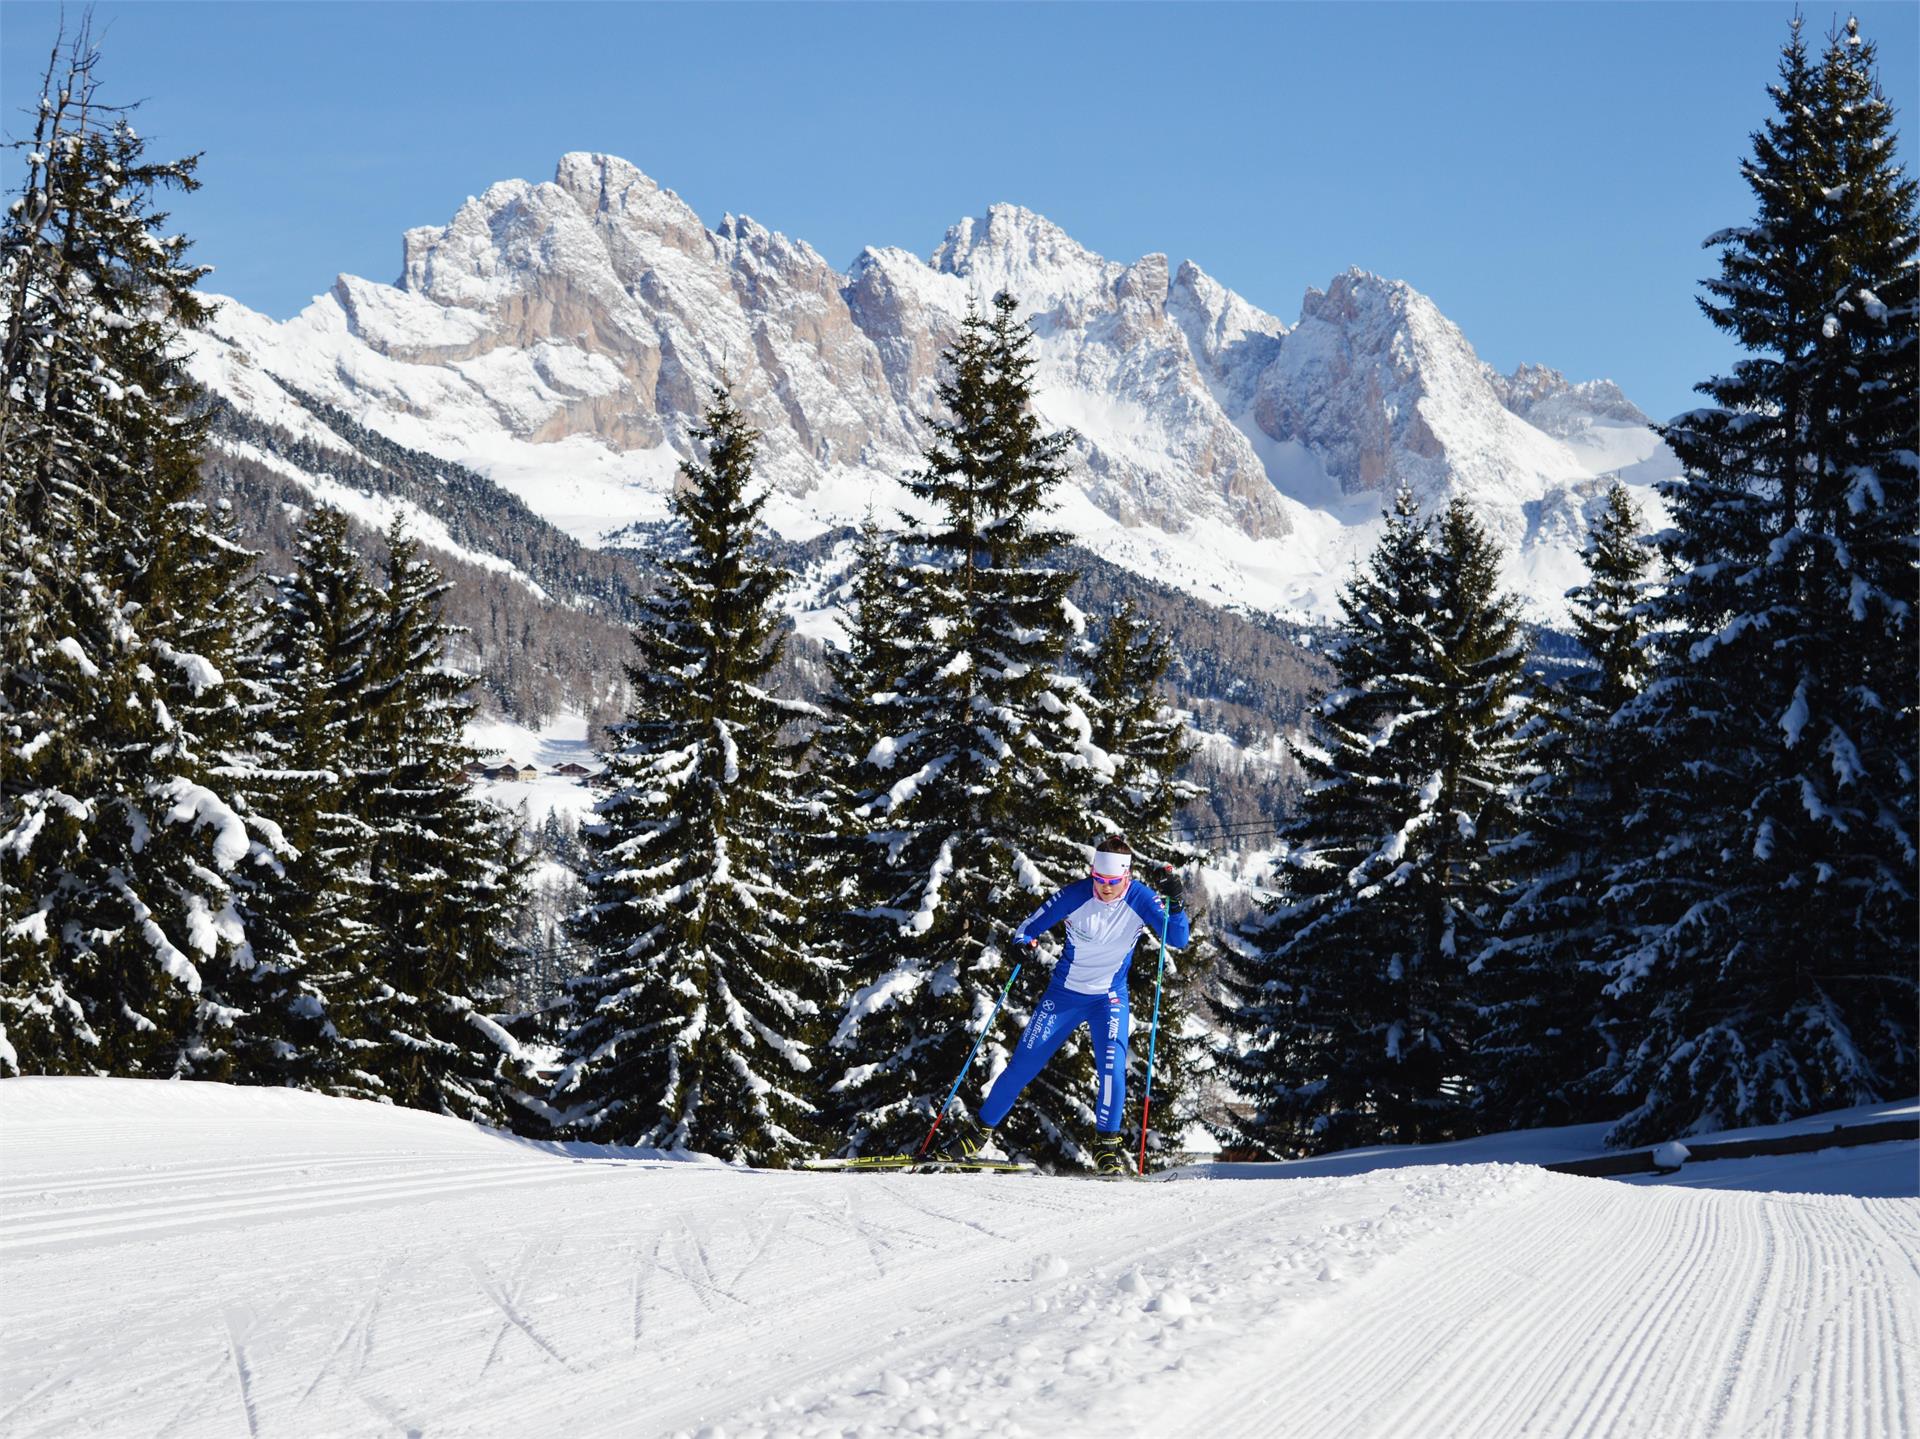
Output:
[3, 2, 1914, 421]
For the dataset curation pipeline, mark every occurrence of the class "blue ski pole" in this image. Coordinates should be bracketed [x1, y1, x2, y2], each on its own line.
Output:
[918, 962, 1021, 1158]
[1137, 883, 1174, 1177]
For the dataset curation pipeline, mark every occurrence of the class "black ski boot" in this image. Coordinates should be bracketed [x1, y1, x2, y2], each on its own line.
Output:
[1093, 1131, 1132, 1178]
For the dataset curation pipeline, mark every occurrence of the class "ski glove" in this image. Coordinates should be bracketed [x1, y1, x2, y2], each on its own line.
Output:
[1158, 866, 1187, 915]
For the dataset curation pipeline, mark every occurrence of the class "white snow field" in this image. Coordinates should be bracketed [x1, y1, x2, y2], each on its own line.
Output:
[1, 1081, 1914, 1439]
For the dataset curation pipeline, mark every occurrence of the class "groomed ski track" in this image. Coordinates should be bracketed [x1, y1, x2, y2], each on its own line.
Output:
[1, 1081, 1913, 1438]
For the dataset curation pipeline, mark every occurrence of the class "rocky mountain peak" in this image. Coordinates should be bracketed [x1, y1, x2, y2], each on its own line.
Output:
[929, 203, 1119, 314]
[1166, 260, 1288, 408]
[551, 151, 708, 252]
[1250, 265, 1588, 521]
[1171, 260, 1287, 346]
[932, 202, 1085, 267]
[188, 151, 1675, 624]
[1114, 252, 1170, 314]
[1501, 361, 1576, 407]
[1494, 363, 1651, 435]
[395, 153, 711, 318]
[716, 212, 837, 284]
[1298, 267, 1419, 325]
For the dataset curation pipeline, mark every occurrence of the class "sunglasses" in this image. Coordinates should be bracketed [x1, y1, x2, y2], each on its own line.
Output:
[1089, 869, 1130, 885]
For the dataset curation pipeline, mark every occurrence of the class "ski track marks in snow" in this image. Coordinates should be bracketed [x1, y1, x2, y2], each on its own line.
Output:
[728, 1164, 1542, 1439]
[1, 1085, 1915, 1439]
[1163, 1175, 1918, 1439]
[0, 1156, 595, 1257]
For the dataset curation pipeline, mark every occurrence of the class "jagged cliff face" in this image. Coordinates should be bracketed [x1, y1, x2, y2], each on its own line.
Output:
[341, 153, 914, 487]
[1254, 272, 1596, 516]
[184, 151, 1675, 619]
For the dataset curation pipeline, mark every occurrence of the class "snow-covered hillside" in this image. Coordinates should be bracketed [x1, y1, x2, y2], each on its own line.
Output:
[465, 712, 602, 823]
[4, 1080, 1912, 1437]
[182, 152, 1680, 623]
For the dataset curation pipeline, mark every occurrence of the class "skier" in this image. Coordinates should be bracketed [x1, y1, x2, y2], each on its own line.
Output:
[938, 834, 1189, 1175]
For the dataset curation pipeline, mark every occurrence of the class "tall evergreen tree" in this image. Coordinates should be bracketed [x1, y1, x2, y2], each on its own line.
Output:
[0, 30, 277, 1076]
[1601, 16, 1918, 1144]
[1218, 490, 1530, 1155]
[0, 473, 92, 1073]
[811, 512, 911, 920]
[243, 507, 386, 1095]
[806, 511, 912, 1147]
[359, 523, 534, 1123]
[1082, 600, 1210, 1167]
[161, 496, 322, 1086]
[825, 294, 1106, 1169]
[1477, 484, 1655, 1128]
[1084, 602, 1202, 863]
[826, 513, 911, 781]
[556, 388, 833, 1164]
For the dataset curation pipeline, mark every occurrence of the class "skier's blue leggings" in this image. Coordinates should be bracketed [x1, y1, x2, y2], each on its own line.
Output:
[980, 979, 1130, 1133]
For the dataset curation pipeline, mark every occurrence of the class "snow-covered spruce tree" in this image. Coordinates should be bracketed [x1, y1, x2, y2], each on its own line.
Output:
[0, 33, 281, 1077]
[1600, 16, 1918, 1145]
[0, 529, 66, 1072]
[1214, 489, 1434, 1156]
[241, 506, 388, 1094]
[1217, 491, 1531, 1156]
[1084, 602, 1203, 867]
[805, 513, 912, 1055]
[555, 389, 833, 1164]
[1476, 485, 1655, 1129]
[1082, 600, 1211, 1167]
[154, 494, 322, 1086]
[826, 294, 1109, 1170]
[811, 515, 909, 896]
[358, 523, 534, 1124]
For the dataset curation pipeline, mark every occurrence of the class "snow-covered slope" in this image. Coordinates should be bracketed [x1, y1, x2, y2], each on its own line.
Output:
[184, 152, 1679, 623]
[465, 712, 602, 822]
[4, 1079, 1911, 1437]
[1196, 1098, 1920, 1198]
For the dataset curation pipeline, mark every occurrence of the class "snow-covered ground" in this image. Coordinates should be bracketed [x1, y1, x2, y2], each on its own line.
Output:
[2, 1082, 1912, 1438]
[1194, 1099, 1920, 1199]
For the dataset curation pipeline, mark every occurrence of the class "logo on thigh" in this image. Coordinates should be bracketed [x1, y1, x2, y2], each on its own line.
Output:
[1106, 992, 1121, 1042]
[1025, 998, 1056, 1050]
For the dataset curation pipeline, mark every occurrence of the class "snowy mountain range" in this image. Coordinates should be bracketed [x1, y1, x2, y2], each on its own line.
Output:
[185, 151, 1678, 621]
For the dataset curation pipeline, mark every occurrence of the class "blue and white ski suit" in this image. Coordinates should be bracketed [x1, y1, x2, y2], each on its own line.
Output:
[980, 878, 1190, 1134]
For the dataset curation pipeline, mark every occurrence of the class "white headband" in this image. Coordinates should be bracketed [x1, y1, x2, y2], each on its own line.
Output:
[1092, 850, 1132, 877]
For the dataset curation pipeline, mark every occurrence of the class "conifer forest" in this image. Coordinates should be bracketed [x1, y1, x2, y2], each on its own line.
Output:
[2, 14, 1913, 1178]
